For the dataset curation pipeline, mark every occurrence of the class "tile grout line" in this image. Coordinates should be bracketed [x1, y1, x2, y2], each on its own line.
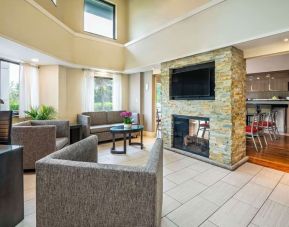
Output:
[197, 166, 265, 226]
[246, 172, 286, 226]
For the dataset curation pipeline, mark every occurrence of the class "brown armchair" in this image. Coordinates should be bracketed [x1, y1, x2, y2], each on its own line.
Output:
[12, 120, 70, 170]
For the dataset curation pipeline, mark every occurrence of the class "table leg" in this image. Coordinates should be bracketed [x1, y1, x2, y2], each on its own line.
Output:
[124, 132, 127, 154]
[129, 133, 132, 145]
[112, 133, 115, 150]
[141, 130, 143, 149]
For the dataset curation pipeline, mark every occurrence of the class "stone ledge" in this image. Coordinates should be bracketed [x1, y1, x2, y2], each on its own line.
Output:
[165, 146, 249, 171]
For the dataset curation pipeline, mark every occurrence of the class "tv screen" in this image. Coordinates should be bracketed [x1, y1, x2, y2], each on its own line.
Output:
[170, 62, 215, 100]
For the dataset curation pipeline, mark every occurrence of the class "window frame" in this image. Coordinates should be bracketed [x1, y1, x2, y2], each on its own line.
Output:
[0, 59, 21, 116]
[83, 0, 116, 40]
[93, 76, 113, 112]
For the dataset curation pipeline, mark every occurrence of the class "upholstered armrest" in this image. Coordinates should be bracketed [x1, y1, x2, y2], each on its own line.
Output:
[50, 135, 98, 163]
[12, 125, 56, 162]
[77, 114, 90, 138]
[31, 120, 70, 139]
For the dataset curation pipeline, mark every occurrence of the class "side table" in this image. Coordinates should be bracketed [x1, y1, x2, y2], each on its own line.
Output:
[70, 124, 82, 144]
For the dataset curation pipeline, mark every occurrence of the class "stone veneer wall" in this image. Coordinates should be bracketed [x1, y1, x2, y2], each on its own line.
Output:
[161, 47, 246, 167]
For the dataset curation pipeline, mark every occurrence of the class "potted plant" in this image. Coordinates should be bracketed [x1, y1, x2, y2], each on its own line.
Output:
[120, 111, 133, 129]
[25, 105, 57, 120]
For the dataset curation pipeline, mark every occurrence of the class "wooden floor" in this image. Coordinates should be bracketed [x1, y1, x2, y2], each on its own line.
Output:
[247, 135, 289, 172]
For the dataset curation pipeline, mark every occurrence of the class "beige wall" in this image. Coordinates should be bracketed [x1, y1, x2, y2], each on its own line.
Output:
[34, 0, 128, 44]
[128, 71, 155, 132]
[141, 71, 154, 132]
[125, 0, 289, 71]
[128, 73, 141, 113]
[127, 0, 210, 41]
[0, 0, 124, 71]
[65, 67, 85, 122]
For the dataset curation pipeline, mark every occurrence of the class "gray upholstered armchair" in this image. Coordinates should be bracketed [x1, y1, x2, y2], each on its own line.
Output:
[12, 120, 70, 169]
[36, 136, 163, 227]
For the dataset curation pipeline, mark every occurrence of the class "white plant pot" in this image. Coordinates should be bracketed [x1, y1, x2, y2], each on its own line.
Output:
[124, 123, 132, 129]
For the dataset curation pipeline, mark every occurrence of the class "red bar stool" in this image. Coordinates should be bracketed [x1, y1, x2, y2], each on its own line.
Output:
[246, 113, 266, 151]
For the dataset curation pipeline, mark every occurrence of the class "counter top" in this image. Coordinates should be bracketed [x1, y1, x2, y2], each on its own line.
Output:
[247, 100, 289, 105]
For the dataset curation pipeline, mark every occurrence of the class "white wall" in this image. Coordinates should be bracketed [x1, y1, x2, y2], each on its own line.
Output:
[127, 0, 210, 41]
[247, 53, 289, 74]
[125, 0, 289, 71]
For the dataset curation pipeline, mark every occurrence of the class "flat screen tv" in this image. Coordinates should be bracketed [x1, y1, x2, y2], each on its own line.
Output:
[170, 62, 215, 100]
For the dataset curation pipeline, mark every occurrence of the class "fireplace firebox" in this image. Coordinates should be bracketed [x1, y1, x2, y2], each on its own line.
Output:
[173, 115, 210, 158]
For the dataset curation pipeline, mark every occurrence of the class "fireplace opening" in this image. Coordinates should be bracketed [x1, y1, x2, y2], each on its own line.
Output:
[173, 115, 210, 158]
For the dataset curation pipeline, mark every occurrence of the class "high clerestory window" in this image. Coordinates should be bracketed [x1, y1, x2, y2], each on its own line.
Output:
[84, 0, 116, 39]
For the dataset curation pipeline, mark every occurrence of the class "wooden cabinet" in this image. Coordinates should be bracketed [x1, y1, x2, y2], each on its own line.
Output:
[251, 78, 269, 91]
[270, 78, 289, 91]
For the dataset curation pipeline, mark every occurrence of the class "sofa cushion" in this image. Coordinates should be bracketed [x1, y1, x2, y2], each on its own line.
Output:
[56, 137, 69, 150]
[83, 112, 107, 125]
[107, 111, 124, 124]
[90, 125, 111, 134]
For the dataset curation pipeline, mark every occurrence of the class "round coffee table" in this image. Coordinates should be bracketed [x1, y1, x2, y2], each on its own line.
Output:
[110, 125, 144, 154]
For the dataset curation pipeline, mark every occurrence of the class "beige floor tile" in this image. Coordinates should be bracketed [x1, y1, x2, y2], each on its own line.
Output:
[164, 178, 177, 192]
[23, 173, 35, 191]
[269, 183, 289, 207]
[188, 160, 213, 173]
[235, 162, 263, 176]
[166, 167, 200, 184]
[234, 182, 272, 209]
[161, 217, 178, 227]
[163, 166, 175, 176]
[200, 181, 239, 206]
[16, 213, 36, 227]
[280, 173, 289, 186]
[209, 198, 258, 227]
[24, 199, 36, 217]
[167, 196, 218, 227]
[163, 150, 185, 165]
[162, 194, 182, 216]
[222, 171, 253, 188]
[166, 179, 207, 203]
[193, 167, 229, 186]
[165, 158, 196, 172]
[24, 188, 36, 202]
[200, 220, 218, 227]
[251, 168, 284, 189]
[252, 199, 289, 227]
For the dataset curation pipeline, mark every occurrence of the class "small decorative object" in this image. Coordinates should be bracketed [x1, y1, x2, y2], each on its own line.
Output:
[0, 99, 4, 104]
[25, 105, 57, 120]
[120, 111, 133, 129]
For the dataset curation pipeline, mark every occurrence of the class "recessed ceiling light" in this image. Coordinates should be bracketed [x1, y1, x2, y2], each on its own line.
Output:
[31, 58, 39, 63]
[266, 74, 270, 77]
[284, 38, 289, 42]
[257, 77, 260, 80]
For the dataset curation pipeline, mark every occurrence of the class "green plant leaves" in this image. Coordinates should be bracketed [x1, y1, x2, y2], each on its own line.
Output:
[24, 105, 57, 120]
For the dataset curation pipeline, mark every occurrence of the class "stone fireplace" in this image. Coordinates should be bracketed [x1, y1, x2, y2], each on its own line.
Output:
[161, 47, 247, 169]
[173, 115, 210, 158]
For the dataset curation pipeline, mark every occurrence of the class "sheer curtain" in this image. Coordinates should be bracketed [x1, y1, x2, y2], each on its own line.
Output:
[112, 73, 122, 110]
[19, 64, 39, 118]
[82, 70, 123, 112]
[83, 70, 95, 112]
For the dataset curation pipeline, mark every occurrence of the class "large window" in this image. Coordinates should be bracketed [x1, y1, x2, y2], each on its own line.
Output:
[0, 60, 20, 114]
[94, 77, 112, 111]
[84, 0, 115, 39]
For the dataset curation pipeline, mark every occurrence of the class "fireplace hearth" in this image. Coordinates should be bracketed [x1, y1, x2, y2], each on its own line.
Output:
[173, 115, 209, 158]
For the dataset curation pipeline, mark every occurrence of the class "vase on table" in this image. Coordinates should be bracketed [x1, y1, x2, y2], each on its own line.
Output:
[123, 123, 132, 129]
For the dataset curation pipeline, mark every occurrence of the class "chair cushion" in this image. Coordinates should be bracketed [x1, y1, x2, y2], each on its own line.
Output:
[83, 112, 108, 125]
[90, 125, 111, 134]
[56, 137, 69, 150]
[245, 126, 261, 134]
[107, 111, 124, 124]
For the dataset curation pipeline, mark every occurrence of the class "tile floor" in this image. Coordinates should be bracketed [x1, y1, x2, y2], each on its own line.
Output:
[17, 136, 289, 227]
